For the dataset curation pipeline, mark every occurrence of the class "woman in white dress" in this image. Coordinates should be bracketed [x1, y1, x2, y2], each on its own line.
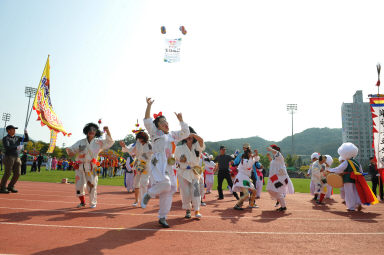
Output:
[232, 148, 259, 210]
[266, 144, 294, 212]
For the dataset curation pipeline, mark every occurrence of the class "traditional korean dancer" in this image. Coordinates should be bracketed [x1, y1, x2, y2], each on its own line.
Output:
[124, 157, 135, 193]
[141, 97, 190, 228]
[232, 148, 259, 210]
[266, 145, 294, 212]
[308, 152, 320, 198]
[66, 123, 114, 208]
[254, 162, 264, 199]
[175, 127, 205, 219]
[204, 155, 215, 194]
[328, 143, 378, 211]
[312, 155, 328, 204]
[120, 126, 152, 207]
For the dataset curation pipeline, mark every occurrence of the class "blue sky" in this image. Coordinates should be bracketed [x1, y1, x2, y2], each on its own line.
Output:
[1, 0, 384, 149]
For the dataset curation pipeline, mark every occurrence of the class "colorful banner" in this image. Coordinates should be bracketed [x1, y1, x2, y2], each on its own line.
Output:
[33, 56, 70, 153]
[47, 129, 58, 153]
[370, 96, 384, 169]
[164, 38, 182, 63]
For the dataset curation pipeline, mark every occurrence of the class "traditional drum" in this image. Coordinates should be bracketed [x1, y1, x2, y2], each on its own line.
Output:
[192, 166, 204, 175]
[326, 173, 343, 188]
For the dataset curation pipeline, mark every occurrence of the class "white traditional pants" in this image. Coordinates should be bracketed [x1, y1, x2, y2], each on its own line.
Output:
[124, 171, 135, 192]
[178, 177, 201, 211]
[310, 180, 316, 195]
[344, 183, 361, 210]
[340, 187, 345, 200]
[325, 184, 333, 198]
[148, 179, 173, 219]
[75, 169, 98, 206]
[256, 177, 263, 198]
[205, 174, 214, 193]
[134, 173, 150, 202]
[268, 190, 286, 208]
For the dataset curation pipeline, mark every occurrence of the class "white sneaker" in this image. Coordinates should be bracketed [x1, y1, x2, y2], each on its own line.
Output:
[201, 202, 207, 206]
[132, 202, 138, 207]
[90, 204, 97, 208]
[141, 193, 151, 209]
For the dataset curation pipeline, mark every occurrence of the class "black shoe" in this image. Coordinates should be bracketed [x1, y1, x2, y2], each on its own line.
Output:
[185, 210, 191, 219]
[7, 187, 18, 193]
[0, 188, 10, 194]
[158, 218, 170, 228]
[218, 197, 224, 200]
[316, 201, 325, 205]
[233, 204, 243, 210]
[276, 207, 287, 212]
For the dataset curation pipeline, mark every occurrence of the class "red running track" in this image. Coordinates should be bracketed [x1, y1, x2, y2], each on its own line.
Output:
[0, 181, 383, 255]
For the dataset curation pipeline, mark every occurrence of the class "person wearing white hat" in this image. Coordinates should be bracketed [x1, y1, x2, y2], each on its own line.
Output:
[308, 152, 320, 199]
[328, 143, 362, 211]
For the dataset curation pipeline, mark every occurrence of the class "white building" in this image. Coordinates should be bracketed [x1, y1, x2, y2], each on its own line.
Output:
[341, 90, 373, 166]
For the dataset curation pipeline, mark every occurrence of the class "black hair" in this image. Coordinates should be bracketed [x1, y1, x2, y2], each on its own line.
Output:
[318, 155, 325, 162]
[181, 126, 197, 144]
[204, 157, 210, 162]
[153, 116, 167, 128]
[242, 148, 252, 160]
[83, 123, 102, 138]
[136, 131, 149, 143]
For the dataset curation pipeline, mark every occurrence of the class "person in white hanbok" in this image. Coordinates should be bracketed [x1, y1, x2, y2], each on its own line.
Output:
[266, 145, 294, 212]
[311, 155, 328, 204]
[66, 123, 114, 208]
[46, 156, 52, 171]
[232, 148, 259, 210]
[141, 97, 190, 228]
[328, 143, 362, 211]
[120, 130, 152, 207]
[203, 155, 215, 194]
[124, 157, 135, 192]
[308, 152, 320, 198]
[175, 127, 205, 219]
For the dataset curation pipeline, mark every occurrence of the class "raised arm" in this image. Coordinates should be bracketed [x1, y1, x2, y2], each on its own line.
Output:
[145, 97, 154, 119]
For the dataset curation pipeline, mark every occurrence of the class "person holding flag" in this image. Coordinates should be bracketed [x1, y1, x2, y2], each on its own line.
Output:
[66, 123, 114, 208]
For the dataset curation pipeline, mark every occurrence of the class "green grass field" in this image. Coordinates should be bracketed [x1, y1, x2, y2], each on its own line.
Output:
[0, 165, 349, 194]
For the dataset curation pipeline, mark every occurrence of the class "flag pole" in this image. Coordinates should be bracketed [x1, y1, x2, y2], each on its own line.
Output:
[26, 54, 50, 129]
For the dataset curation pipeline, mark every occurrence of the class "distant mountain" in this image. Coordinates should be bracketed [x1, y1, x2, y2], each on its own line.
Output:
[205, 128, 342, 157]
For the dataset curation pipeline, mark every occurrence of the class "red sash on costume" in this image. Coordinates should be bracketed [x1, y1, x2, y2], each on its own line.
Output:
[348, 160, 379, 205]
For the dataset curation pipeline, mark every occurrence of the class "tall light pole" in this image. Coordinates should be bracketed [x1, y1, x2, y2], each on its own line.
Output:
[25, 86, 37, 129]
[286, 104, 298, 155]
[2, 113, 11, 137]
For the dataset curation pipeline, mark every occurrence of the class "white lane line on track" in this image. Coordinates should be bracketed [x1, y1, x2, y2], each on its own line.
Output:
[0, 206, 383, 221]
[1, 221, 383, 235]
